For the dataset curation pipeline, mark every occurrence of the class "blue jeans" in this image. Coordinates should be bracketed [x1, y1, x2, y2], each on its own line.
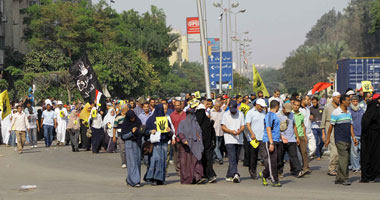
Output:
[225, 144, 242, 178]
[9, 131, 16, 146]
[43, 125, 54, 147]
[350, 136, 361, 171]
[312, 128, 324, 158]
[214, 136, 223, 161]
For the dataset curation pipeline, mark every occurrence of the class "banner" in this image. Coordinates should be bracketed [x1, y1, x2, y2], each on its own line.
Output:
[239, 103, 250, 116]
[361, 81, 373, 92]
[70, 54, 106, 113]
[194, 91, 201, 99]
[156, 116, 169, 133]
[252, 64, 269, 97]
[187, 17, 200, 43]
[0, 90, 11, 119]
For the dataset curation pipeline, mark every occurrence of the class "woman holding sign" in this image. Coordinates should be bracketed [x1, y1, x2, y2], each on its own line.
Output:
[144, 104, 172, 186]
[121, 110, 143, 187]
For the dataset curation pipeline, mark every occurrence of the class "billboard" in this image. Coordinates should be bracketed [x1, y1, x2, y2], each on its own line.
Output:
[207, 38, 220, 52]
[208, 52, 233, 90]
[186, 17, 200, 43]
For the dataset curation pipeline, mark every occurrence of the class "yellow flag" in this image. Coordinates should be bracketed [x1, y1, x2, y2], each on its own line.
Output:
[0, 90, 11, 119]
[239, 103, 250, 116]
[156, 116, 169, 133]
[194, 91, 201, 99]
[252, 64, 269, 97]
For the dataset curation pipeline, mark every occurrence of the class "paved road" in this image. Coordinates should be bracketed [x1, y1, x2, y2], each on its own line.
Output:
[0, 142, 379, 200]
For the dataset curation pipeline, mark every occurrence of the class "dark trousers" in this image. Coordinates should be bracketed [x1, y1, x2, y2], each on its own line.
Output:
[80, 125, 91, 150]
[312, 128, 324, 158]
[226, 144, 242, 177]
[336, 141, 351, 182]
[68, 128, 80, 151]
[243, 134, 251, 166]
[91, 127, 104, 153]
[278, 142, 302, 174]
[248, 141, 264, 178]
[262, 142, 279, 183]
[202, 147, 217, 179]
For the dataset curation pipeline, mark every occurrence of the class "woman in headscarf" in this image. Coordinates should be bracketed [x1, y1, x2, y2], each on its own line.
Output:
[121, 110, 143, 187]
[195, 104, 217, 183]
[144, 104, 172, 186]
[103, 108, 116, 153]
[178, 103, 205, 184]
[360, 96, 380, 182]
[88, 104, 104, 154]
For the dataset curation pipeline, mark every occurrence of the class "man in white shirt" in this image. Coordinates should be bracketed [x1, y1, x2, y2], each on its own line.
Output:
[210, 100, 224, 165]
[54, 101, 68, 146]
[221, 100, 245, 183]
[11, 105, 30, 154]
[245, 99, 267, 179]
[268, 89, 283, 108]
[24, 101, 39, 148]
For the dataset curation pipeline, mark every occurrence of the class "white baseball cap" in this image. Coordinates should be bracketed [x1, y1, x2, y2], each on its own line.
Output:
[256, 99, 267, 107]
[57, 101, 63, 105]
[332, 92, 341, 97]
[346, 90, 355, 95]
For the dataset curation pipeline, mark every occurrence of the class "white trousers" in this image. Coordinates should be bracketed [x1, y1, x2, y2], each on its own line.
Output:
[56, 121, 67, 143]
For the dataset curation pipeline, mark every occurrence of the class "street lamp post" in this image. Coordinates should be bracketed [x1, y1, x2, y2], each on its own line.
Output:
[233, 9, 246, 74]
[197, 0, 211, 98]
[214, 1, 224, 94]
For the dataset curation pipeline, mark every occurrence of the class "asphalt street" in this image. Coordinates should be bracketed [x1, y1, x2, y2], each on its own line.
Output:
[0, 142, 379, 200]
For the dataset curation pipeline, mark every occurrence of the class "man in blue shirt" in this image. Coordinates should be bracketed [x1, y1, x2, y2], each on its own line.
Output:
[326, 94, 358, 186]
[348, 95, 364, 172]
[259, 100, 281, 187]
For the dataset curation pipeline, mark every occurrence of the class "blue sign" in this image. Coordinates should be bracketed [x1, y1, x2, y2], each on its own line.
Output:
[208, 51, 233, 89]
[207, 38, 220, 52]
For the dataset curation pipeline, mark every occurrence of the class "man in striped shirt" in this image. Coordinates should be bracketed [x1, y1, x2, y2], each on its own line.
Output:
[325, 94, 358, 186]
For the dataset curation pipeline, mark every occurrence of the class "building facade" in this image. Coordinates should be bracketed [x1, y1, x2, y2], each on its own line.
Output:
[169, 30, 189, 66]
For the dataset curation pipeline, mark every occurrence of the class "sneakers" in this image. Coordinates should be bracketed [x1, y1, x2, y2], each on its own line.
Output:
[196, 178, 207, 184]
[232, 174, 240, 183]
[225, 177, 233, 182]
[259, 172, 268, 186]
[219, 160, 224, 165]
[305, 169, 312, 174]
[271, 182, 282, 187]
[208, 176, 217, 183]
[121, 164, 127, 168]
[278, 173, 284, 178]
[33, 145, 38, 148]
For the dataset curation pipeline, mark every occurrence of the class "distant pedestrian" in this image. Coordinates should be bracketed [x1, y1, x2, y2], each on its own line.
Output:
[348, 95, 364, 172]
[10, 105, 30, 154]
[310, 97, 325, 160]
[41, 103, 55, 147]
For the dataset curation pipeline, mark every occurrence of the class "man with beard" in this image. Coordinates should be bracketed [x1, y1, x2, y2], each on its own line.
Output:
[169, 100, 186, 176]
[54, 101, 68, 146]
[196, 102, 217, 183]
[360, 94, 380, 183]
[321, 92, 341, 176]
[348, 95, 364, 173]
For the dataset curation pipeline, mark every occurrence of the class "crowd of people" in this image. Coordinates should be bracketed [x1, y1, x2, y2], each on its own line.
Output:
[1, 89, 380, 187]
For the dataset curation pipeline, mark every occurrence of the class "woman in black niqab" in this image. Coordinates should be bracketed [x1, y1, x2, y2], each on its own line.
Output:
[360, 97, 380, 182]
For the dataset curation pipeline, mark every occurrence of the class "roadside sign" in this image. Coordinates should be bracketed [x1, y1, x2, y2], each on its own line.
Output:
[208, 51, 233, 90]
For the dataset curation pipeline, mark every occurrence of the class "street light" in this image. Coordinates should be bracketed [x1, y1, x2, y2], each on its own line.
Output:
[214, 1, 224, 94]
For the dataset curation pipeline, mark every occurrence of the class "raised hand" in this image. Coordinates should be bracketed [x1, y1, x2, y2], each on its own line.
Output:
[158, 120, 167, 131]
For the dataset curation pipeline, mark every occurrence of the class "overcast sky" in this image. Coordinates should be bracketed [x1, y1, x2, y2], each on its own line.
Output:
[94, 0, 349, 68]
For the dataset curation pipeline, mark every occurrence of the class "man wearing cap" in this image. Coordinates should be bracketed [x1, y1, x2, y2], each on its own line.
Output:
[221, 100, 245, 183]
[348, 95, 364, 173]
[245, 99, 267, 179]
[55, 101, 68, 146]
[321, 91, 340, 176]
[277, 103, 303, 177]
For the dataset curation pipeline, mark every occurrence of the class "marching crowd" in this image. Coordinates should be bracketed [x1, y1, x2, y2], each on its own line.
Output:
[1, 89, 380, 188]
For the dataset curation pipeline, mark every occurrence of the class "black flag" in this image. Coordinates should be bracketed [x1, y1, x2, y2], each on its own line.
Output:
[70, 54, 106, 114]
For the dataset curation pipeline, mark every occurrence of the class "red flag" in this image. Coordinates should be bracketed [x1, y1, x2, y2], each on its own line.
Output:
[312, 82, 332, 94]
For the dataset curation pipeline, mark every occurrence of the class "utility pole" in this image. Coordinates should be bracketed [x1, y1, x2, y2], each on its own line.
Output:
[219, 9, 223, 94]
[197, 0, 211, 98]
